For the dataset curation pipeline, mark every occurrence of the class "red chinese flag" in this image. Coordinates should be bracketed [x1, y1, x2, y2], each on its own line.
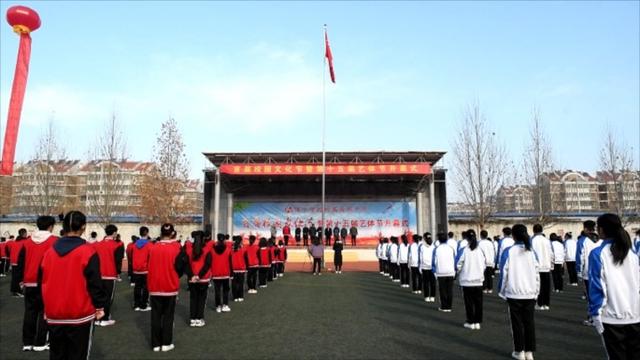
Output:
[325, 29, 335, 83]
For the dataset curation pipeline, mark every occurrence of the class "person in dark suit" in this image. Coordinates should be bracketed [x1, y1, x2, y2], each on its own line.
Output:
[340, 227, 348, 242]
[295, 227, 302, 246]
[302, 226, 310, 247]
[350, 226, 358, 246]
[333, 226, 340, 246]
[325, 227, 333, 246]
[309, 225, 317, 246]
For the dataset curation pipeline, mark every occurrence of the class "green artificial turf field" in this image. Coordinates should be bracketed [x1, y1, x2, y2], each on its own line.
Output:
[0, 272, 604, 359]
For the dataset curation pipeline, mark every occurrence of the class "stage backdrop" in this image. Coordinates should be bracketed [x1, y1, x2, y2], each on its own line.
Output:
[233, 200, 417, 246]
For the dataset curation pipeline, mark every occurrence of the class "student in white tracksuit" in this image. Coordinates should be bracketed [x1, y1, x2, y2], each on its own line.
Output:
[376, 239, 384, 274]
[446, 232, 458, 257]
[497, 227, 515, 265]
[387, 237, 400, 282]
[588, 213, 640, 360]
[478, 230, 496, 293]
[418, 234, 436, 302]
[563, 233, 578, 286]
[408, 235, 422, 294]
[457, 231, 469, 255]
[581, 232, 603, 325]
[498, 224, 540, 360]
[433, 233, 456, 312]
[456, 229, 486, 330]
[398, 235, 410, 288]
[380, 238, 390, 276]
[550, 234, 565, 292]
[531, 225, 553, 310]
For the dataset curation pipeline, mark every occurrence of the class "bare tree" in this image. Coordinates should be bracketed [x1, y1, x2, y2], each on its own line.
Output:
[600, 124, 637, 223]
[87, 112, 128, 224]
[523, 107, 556, 225]
[452, 102, 509, 229]
[137, 117, 193, 223]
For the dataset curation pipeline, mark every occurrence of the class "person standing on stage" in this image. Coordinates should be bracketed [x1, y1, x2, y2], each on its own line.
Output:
[40, 211, 107, 359]
[93, 224, 124, 326]
[419, 233, 436, 302]
[270, 225, 277, 240]
[185, 231, 212, 327]
[433, 232, 455, 312]
[550, 234, 565, 293]
[333, 236, 344, 274]
[408, 234, 422, 294]
[588, 213, 640, 360]
[325, 226, 333, 247]
[303, 225, 310, 247]
[282, 224, 291, 246]
[131, 226, 152, 312]
[340, 226, 348, 243]
[332, 225, 340, 247]
[563, 232, 578, 286]
[308, 224, 316, 247]
[456, 229, 486, 330]
[531, 224, 553, 311]
[498, 224, 539, 360]
[295, 226, 302, 246]
[478, 230, 496, 294]
[246, 235, 260, 294]
[350, 225, 358, 246]
[309, 237, 324, 275]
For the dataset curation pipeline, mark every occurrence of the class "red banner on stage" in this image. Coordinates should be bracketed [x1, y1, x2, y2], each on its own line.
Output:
[219, 162, 431, 176]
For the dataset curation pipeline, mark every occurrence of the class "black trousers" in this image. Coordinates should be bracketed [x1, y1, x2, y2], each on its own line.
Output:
[102, 279, 116, 320]
[22, 287, 47, 346]
[127, 263, 133, 282]
[566, 261, 578, 284]
[303, 235, 309, 246]
[295, 235, 301, 244]
[49, 322, 93, 360]
[410, 267, 421, 290]
[462, 286, 483, 324]
[213, 279, 230, 306]
[284, 235, 289, 246]
[438, 276, 454, 310]
[483, 267, 494, 291]
[422, 270, 436, 298]
[552, 264, 564, 291]
[383, 260, 390, 274]
[378, 260, 384, 272]
[188, 282, 208, 320]
[325, 236, 331, 246]
[232, 272, 245, 299]
[259, 267, 268, 286]
[601, 323, 640, 360]
[133, 274, 149, 309]
[313, 258, 322, 273]
[507, 298, 536, 352]
[0, 258, 5, 275]
[247, 267, 258, 290]
[351, 235, 357, 246]
[11, 265, 22, 294]
[537, 272, 551, 307]
[278, 262, 286, 274]
[267, 264, 275, 281]
[150, 296, 176, 348]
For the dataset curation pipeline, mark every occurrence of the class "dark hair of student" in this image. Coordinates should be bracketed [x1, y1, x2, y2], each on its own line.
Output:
[217, 233, 225, 242]
[502, 227, 512, 236]
[249, 235, 256, 244]
[437, 232, 447, 243]
[467, 229, 478, 250]
[192, 231, 205, 260]
[18, 228, 27, 237]
[583, 220, 596, 232]
[635, 229, 640, 236]
[63, 211, 86, 234]
[425, 235, 433, 245]
[532, 224, 542, 234]
[131, 235, 138, 242]
[36, 215, 56, 231]
[447, 232, 454, 239]
[597, 213, 631, 265]
[224, 234, 230, 240]
[480, 230, 488, 239]
[512, 224, 531, 251]
[401, 234, 408, 244]
[564, 232, 572, 239]
[140, 226, 149, 237]
[259, 237, 267, 247]
[461, 231, 468, 239]
[160, 223, 174, 238]
[382, 237, 389, 243]
[59, 230, 65, 237]
[90, 231, 97, 238]
[413, 234, 421, 243]
[105, 224, 118, 236]
[234, 236, 243, 251]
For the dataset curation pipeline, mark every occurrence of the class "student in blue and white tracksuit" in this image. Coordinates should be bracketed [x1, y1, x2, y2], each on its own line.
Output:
[550, 234, 565, 292]
[497, 227, 515, 266]
[446, 232, 458, 257]
[381, 238, 390, 276]
[478, 230, 496, 293]
[398, 235, 410, 288]
[457, 231, 469, 256]
[456, 229, 486, 330]
[531, 225, 553, 310]
[588, 213, 640, 360]
[581, 228, 603, 326]
[433, 233, 456, 312]
[419, 233, 436, 302]
[575, 220, 596, 283]
[498, 224, 540, 360]
[408, 235, 422, 294]
[564, 233, 578, 286]
[388, 237, 400, 283]
[376, 239, 384, 274]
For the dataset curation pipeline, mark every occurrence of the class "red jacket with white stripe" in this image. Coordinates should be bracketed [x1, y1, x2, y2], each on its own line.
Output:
[131, 238, 152, 274]
[232, 247, 248, 273]
[270, 246, 279, 264]
[211, 242, 232, 279]
[93, 237, 124, 280]
[148, 240, 186, 296]
[278, 246, 287, 262]
[18, 232, 57, 287]
[186, 242, 213, 283]
[8, 239, 25, 266]
[40, 237, 107, 325]
[258, 247, 271, 267]
[0, 242, 6, 258]
[246, 244, 259, 268]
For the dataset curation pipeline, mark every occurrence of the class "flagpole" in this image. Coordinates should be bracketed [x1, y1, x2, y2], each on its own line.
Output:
[321, 24, 327, 248]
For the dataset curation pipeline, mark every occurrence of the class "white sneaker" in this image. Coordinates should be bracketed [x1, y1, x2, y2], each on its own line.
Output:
[22, 346, 32, 351]
[190, 319, 196, 327]
[474, 323, 481, 330]
[424, 298, 430, 302]
[464, 323, 474, 329]
[512, 351, 525, 360]
[99, 319, 116, 326]
[318, 273, 322, 276]
[313, 273, 317, 276]
[222, 305, 231, 312]
[543, 306, 550, 311]
[198, 320, 205, 327]
[431, 297, 436, 302]
[443, 309, 452, 313]
[130, 283, 135, 287]
[534, 305, 544, 311]
[153, 347, 161, 352]
[233, 298, 238, 302]
[216, 306, 222, 313]
[161, 344, 174, 352]
[139, 307, 151, 312]
[488, 290, 493, 294]
[33, 344, 49, 351]
[238, 298, 244, 302]
[525, 352, 534, 360]
[134, 307, 141, 312]
[379, 272, 384, 275]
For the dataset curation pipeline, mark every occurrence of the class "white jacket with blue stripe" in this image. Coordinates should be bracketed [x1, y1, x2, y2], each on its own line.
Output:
[418, 242, 434, 272]
[498, 243, 540, 300]
[456, 246, 486, 287]
[432, 243, 456, 278]
[588, 240, 640, 325]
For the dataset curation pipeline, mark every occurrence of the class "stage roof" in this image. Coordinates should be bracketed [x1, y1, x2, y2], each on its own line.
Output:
[203, 151, 446, 167]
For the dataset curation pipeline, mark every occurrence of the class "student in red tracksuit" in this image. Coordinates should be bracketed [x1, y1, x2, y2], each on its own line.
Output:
[268, 238, 279, 282]
[185, 231, 212, 327]
[211, 234, 233, 313]
[0, 238, 7, 277]
[231, 236, 248, 302]
[132, 226, 153, 311]
[8, 228, 28, 297]
[147, 223, 187, 352]
[277, 240, 287, 277]
[246, 235, 260, 294]
[16, 216, 58, 352]
[92, 224, 124, 326]
[126, 236, 137, 286]
[257, 238, 271, 288]
[40, 211, 107, 360]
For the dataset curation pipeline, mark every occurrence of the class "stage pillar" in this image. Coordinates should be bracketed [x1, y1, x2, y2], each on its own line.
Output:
[429, 175, 436, 236]
[416, 191, 424, 235]
[214, 169, 221, 236]
[227, 192, 233, 235]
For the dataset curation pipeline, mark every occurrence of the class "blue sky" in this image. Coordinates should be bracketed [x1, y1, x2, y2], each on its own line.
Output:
[1, 1, 639, 188]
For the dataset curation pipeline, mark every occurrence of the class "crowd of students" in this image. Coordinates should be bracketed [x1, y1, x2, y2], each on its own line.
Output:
[375, 216, 640, 360]
[0, 211, 290, 358]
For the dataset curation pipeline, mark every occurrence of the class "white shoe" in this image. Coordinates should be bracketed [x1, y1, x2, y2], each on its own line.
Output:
[318, 273, 322, 276]
[233, 298, 238, 302]
[33, 344, 49, 351]
[488, 290, 493, 294]
[425, 298, 430, 303]
[583, 319, 593, 326]
[443, 309, 452, 313]
[431, 297, 436, 302]
[161, 344, 174, 352]
[464, 323, 474, 329]
[534, 305, 544, 311]
[216, 306, 222, 313]
[474, 323, 481, 330]
[525, 352, 534, 360]
[134, 307, 141, 311]
[313, 273, 317, 276]
[379, 272, 384, 275]
[139, 307, 151, 312]
[238, 298, 244, 302]
[22, 346, 32, 351]
[543, 306, 550, 311]
[130, 283, 135, 287]
[190, 319, 196, 327]
[512, 351, 525, 360]
[222, 305, 231, 312]
[417, 290, 422, 294]
[153, 347, 161, 352]
[98, 319, 116, 326]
